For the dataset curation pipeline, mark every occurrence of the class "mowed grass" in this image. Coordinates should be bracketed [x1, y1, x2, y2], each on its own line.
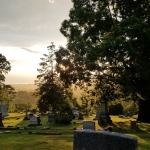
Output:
[0, 113, 150, 150]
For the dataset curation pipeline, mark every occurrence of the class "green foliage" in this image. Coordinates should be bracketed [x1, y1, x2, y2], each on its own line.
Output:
[0, 54, 11, 82]
[34, 43, 75, 113]
[54, 113, 73, 124]
[13, 90, 38, 104]
[0, 84, 17, 109]
[34, 43, 65, 112]
[14, 103, 32, 112]
[60, 0, 150, 122]
[124, 102, 139, 116]
[109, 103, 123, 115]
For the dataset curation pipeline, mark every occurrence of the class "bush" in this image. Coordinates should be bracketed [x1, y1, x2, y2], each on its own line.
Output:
[109, 103, 123, 115]
[54, 113, 73, 124]
[124, 102, 139, 116]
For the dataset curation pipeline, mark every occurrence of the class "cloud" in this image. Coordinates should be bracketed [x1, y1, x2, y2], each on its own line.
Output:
[0, 0, 73, 47]
[22, 48, 39, 53]
[49, 0, 55, 4]
[8, 59, 28, 64]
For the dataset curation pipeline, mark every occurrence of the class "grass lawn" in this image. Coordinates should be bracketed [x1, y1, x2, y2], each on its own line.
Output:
[0, 113, 150, 150]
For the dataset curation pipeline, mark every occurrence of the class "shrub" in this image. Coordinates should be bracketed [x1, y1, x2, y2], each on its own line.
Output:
[109, 103, 123, 115]
[124, 102, 139, 116]
[54, 113, 73, 124]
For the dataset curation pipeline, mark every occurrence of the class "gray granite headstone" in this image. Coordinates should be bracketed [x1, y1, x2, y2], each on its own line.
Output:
[28, 115, 41, 126]
[130, 121, 138, 129]
[48, 113, 55, 123]
[98, 99, 112, 125]
[72, 106, 79, 119]
[73, 130, 137, 150]
[0, 102, 9, 118]
[83, 121, 95, 130]
[89, 111, 93, 116]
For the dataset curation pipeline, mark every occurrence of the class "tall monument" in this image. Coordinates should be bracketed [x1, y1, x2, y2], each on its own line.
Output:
[0, 102, 9, 118]
[98, 99, 112, 125]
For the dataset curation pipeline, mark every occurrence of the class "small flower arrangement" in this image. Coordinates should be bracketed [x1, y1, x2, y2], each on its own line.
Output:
[104, 125, 113, 131]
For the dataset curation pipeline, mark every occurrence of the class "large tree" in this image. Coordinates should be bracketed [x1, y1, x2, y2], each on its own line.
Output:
[0, 54, 11, 82]
[0, 84, 16, 108]
[0, 54, 14, 107]
[34, 43, 75, 113]
[60, 0, 150, 122]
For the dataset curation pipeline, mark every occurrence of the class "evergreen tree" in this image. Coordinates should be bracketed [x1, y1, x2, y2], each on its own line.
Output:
[34, 43, 75, 113]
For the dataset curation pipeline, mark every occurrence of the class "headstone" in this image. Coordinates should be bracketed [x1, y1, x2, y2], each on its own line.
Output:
[83, 121, 95, 130]
[48, 113, 55, 123]
[98, 99, 112, 125]
[119, 115, 125, 118]
[72, 106, 79, 119]
[130, 121, 138, 129]
[0, 102, 9, 118]
[28, 115, 41, 126]
[73, 130, 138, 150]
[0, 112, 4, 127]
[78, 113, 84, 120]
[74, 112, 79, 119]
[89, 111, 93, 116]
[4, 131, 11, 134]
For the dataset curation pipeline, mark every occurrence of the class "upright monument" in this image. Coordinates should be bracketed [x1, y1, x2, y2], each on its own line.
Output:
[98, 99, 112, 125]
[0, 102, 9, 118]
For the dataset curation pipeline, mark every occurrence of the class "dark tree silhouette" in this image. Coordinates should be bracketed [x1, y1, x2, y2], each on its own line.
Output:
[60, 0, 150, 123]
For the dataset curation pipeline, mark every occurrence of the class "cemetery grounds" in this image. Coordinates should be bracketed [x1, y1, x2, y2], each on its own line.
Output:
[0, 113, 150, 150]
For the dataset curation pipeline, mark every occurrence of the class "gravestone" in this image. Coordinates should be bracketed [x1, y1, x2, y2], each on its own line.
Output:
[130, 121, 138, 129]
[78, 113, 84, 120]
[89, 111, 93, 116]
[72, 106, 79, 119]
[0, 102, 9, 118]
[74, 112, 79, 119]
[28, 115, 41, 126]
[98, 99, 112, 125]
[83, 121, 95, 130]
[48, 113, 55, 123]
[73, 130, 138, 150]
[119, 115, 125, 118]
[0, 112, 4, 127]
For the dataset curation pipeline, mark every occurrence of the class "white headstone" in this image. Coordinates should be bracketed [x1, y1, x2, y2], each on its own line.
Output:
[72, 106, 79, 119]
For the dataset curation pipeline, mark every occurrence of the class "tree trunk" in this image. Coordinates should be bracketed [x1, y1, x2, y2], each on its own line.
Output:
[137, 99, 150, 123]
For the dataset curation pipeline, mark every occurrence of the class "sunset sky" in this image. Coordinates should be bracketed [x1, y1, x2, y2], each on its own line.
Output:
[0, 0, 73, 84]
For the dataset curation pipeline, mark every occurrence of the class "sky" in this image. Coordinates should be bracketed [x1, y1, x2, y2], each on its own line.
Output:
[0, 0, 73, 84]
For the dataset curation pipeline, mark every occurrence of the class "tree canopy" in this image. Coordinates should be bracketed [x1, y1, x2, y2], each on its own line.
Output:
[60, 0, 150, 100]
[34, 43, 76, 113]
[0, 54, 11, 82]
[59, 0, 150, 122]
[0, 54, 14, 106]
